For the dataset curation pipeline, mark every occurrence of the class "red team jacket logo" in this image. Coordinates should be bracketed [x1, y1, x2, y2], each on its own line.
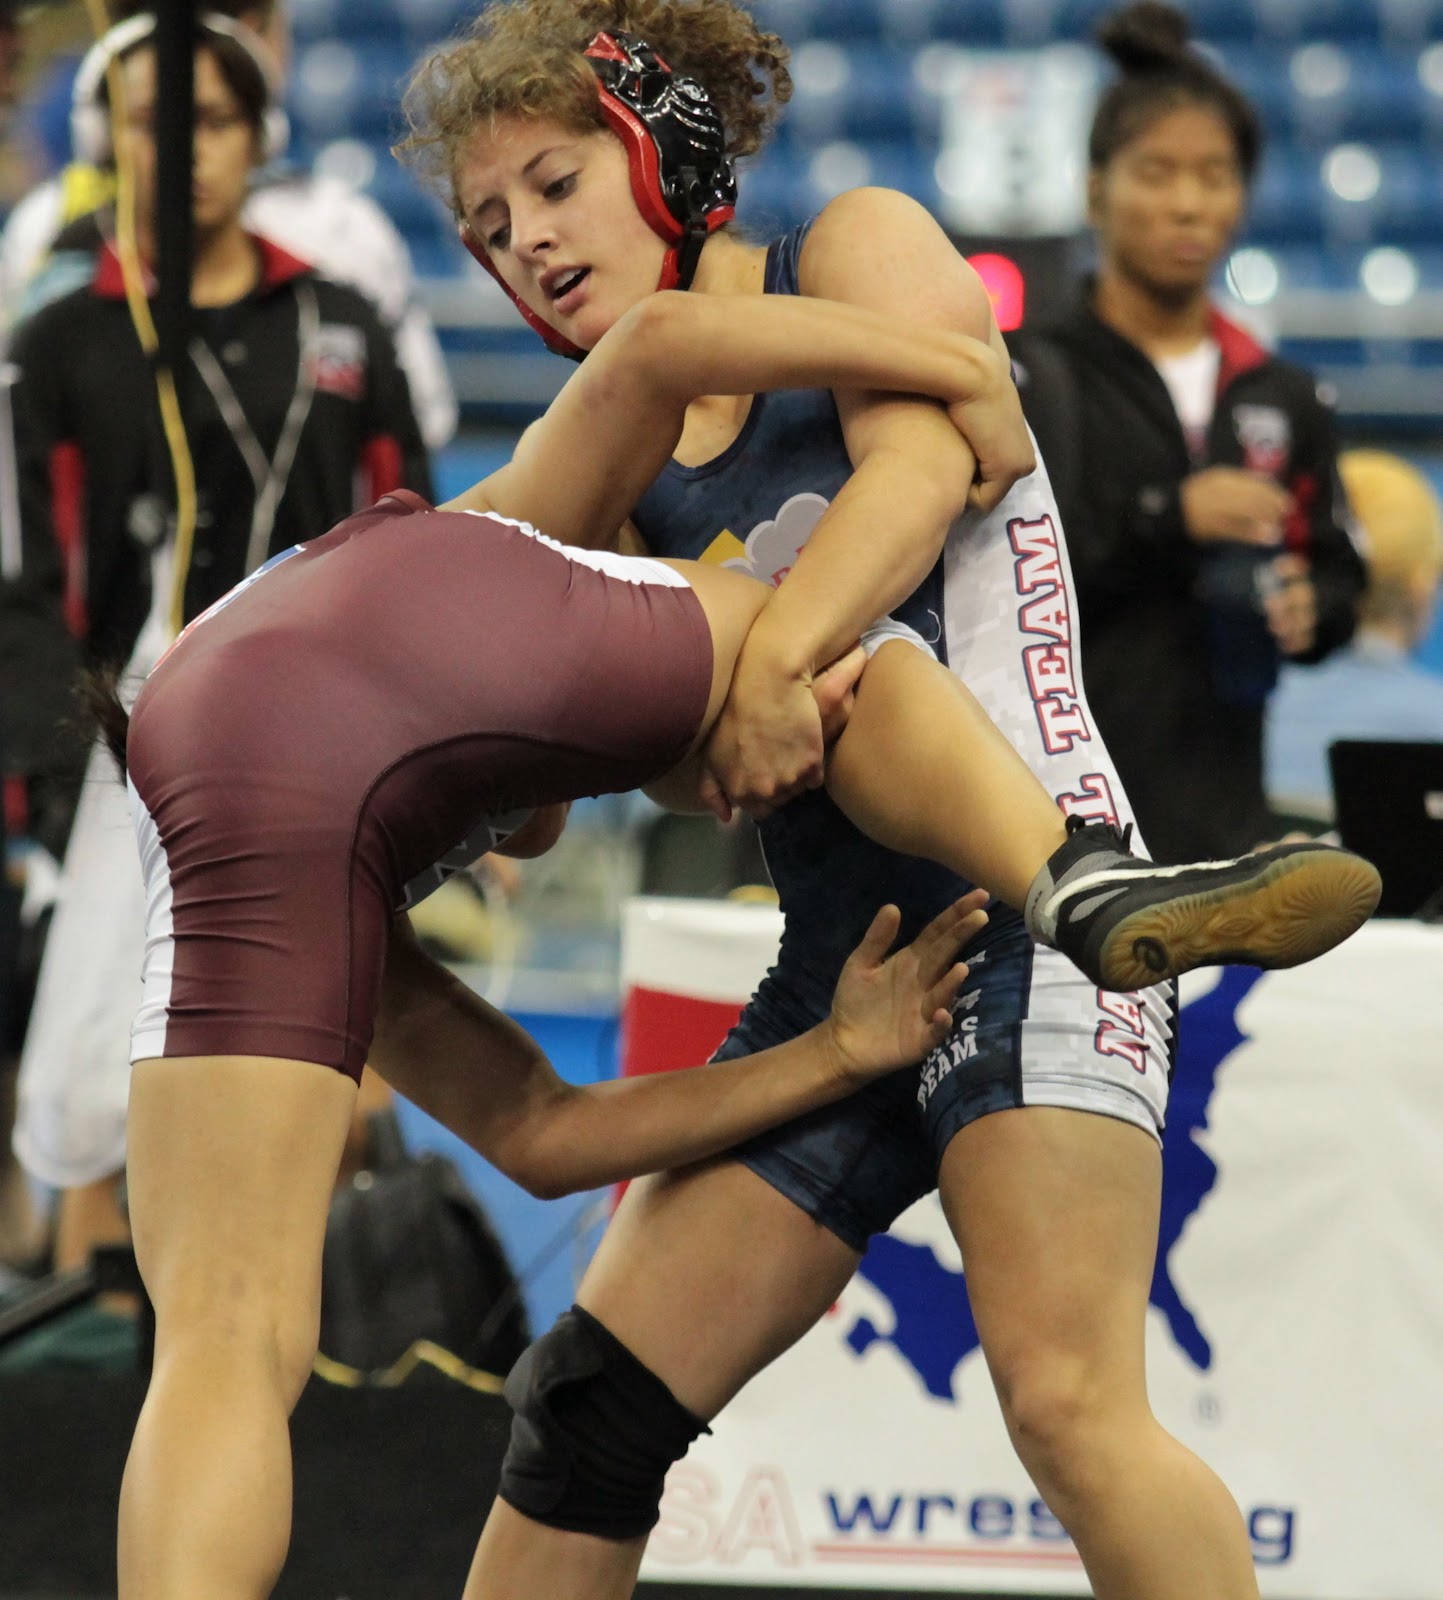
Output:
[1233, 403, 1291, 477]
[309, 324, 368, 401]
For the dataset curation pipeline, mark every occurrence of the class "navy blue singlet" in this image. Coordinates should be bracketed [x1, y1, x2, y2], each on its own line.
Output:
[633, 221, 972, 1040]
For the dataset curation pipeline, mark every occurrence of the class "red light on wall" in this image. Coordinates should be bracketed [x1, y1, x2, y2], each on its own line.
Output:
[967, 251, 1026, 332]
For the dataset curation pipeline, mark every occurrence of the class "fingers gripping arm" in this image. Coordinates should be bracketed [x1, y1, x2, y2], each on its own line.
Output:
[367, 922, 868, 1200]
[454, 292, 1012, 550]
[743, 189, 1027, 675]
[369, 897, 982, 1200]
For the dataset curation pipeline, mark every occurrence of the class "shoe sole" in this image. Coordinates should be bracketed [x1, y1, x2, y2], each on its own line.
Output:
[1095, 849, 1383, 991]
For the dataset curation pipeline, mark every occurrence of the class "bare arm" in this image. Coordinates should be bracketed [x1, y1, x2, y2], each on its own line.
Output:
[752, 190, 1009, 668]
[369, 894, 985, 1200]
[443, 287, 1017, 551]
[702, 189, 1034, 814]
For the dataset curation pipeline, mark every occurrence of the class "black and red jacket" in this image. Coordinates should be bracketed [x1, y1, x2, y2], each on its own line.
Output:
[0, 228, 432, 853]
[1012, 294, 1365, 864]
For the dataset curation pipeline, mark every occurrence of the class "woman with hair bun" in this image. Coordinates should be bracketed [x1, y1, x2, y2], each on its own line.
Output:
[1015, 0, 1366, 865]
[387, 3, 1352, 1598]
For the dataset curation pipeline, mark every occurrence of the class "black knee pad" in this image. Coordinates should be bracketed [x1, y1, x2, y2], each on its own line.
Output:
[497, 1305, 708, 1540]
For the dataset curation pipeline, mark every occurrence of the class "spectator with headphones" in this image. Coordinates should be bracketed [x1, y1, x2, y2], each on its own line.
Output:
[0, 9, 429, 1299]
[0, 0, 458, 453]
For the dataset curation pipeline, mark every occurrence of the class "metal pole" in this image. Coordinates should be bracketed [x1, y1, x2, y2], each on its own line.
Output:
[152, 0, 194, 373]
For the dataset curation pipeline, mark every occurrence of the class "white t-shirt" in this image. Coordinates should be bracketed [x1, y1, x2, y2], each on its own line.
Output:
[1154, 338, 1220, 461]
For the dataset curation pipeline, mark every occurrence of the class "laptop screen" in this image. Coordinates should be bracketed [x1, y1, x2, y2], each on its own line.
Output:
[1329, 740, 1443, 918]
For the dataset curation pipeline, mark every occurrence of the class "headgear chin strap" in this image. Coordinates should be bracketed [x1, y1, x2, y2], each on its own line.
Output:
[459, 30, 737, 360]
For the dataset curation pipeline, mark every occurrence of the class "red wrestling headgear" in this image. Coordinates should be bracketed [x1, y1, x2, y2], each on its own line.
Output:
[459, 30, 738, 360]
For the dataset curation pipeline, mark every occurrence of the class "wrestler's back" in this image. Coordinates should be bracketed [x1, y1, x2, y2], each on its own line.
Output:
[136, 494, 710, 810]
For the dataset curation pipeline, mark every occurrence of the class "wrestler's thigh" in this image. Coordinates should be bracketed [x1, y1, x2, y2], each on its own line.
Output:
[938, 1106, 1161, 1403]
[660, 560, 770, 744]
[577, 1156, 859, 1419]
[127, 1055, 356, 1370]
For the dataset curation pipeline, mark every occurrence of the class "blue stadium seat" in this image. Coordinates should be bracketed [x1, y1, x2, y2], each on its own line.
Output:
[1281, 336, 1369, 371]
[1230, 242, 1443, 296]
[802, 140, 939, 211]
[753, 0, 1015, 45]
[1050, 0, 1263, 44]
[362, 160, 452, 240]
[736, 141, 942, 226]
[1047, 0, 1123, 43]
[1308, 243, 1443, 294]
[797, 0, 884, 40]
[1283, 45, 1426, 147]
[290, 0, 480, 53]
[1275, 144, 1443, 248]
[1260, 245, 1353, 291]
[875, 0, 1008, 47]
[1246, 146, 1327, 242]
[784, 44, 927, 146]
[1219, 243, 1312, 301]
[1174, 0, 1261, 43]
[1206, 43, 1293, 134]
[289, 42, 364, 142]
[1414, 45, 1443, 144]
[322, 0, 409, 46]
[734, 155, 810, 233]
[1378, 0, 1443, 45]
[396, 0, 476, 54]
[286, 0, 338, 46]
[746, 0, 828, 45]
[1251, 0, 1380, 44]
[1409, 248, 1443, 289]
[292, 39, 412, 141]
[1367, 149, 1443, 244]
[406, 233, 467, 278]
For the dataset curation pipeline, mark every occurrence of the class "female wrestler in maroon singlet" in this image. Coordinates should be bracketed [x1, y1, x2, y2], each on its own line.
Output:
[113, 285, 1081, 1600]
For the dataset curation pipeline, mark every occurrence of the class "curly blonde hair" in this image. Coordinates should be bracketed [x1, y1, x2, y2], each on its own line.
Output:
[396, 0, 791, 214]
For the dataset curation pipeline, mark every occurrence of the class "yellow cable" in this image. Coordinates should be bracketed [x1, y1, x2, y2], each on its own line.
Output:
[312, 1340, 507, 1394]
[80, 0, 198, 640]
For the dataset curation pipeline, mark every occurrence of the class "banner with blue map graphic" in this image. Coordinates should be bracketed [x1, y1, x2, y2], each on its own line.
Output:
[625, 904, 1443, 1596]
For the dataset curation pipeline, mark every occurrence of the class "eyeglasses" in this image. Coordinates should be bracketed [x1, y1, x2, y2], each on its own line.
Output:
[122, 105, 252, 139]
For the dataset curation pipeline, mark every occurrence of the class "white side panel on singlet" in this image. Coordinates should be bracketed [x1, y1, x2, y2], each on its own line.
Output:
[460, 509, 691, 589]
[939, 435, 1139, 840]
[938, 439, 1175, 1083]
[127, 775, 177, 1065]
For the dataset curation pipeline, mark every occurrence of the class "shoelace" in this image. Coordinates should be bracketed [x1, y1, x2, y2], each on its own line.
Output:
[1064, 814, 1134, 853]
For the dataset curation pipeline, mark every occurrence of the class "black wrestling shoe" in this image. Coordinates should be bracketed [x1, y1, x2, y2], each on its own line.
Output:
[1024, 817, 1383, 992]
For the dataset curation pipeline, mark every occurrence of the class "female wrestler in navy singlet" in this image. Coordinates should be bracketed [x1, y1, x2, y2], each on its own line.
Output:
[116, 283, 1372, 1600]
[116, 286, 1034, 1598]
[395, 6, 1378, 1600]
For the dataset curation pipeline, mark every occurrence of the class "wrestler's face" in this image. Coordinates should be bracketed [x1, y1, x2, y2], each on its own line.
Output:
[454, 114, 668, 351]
[1088, 101, 1246, 300]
